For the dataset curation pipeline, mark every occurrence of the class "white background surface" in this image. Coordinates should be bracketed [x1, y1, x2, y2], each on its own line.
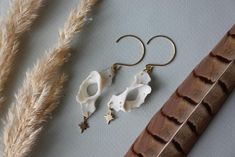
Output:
[0, 0, 235, 157]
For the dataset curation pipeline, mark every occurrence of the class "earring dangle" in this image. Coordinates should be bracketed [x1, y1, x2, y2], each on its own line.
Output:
[76, 35, 146, 132]
[105, 35, 177, 124]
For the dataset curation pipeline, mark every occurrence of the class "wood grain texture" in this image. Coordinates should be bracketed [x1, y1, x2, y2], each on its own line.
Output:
[125, 24, 235, 157]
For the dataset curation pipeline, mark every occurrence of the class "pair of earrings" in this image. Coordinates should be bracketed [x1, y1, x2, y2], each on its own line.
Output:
[76, 35, 176, 133]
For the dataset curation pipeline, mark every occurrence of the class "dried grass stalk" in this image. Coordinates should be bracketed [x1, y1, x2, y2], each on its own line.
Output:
[2, 0, 99, 157]
[0, 0, 43, 108]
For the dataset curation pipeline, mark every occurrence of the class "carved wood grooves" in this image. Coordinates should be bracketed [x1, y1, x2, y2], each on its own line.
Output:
[125, 24, 235, 157]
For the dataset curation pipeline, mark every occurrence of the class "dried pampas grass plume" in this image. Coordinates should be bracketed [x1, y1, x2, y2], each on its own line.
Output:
[2, 0, 99, 157]
[0, 0, 43, 108]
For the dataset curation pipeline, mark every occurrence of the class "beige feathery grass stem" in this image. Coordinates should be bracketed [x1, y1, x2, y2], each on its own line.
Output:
[2, 0, 99, 157]
[0, 0, 43, 108]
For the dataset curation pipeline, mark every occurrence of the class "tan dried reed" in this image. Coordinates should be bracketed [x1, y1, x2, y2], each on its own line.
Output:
[2, 0, 99, 157]
[0, 0, 43, 108]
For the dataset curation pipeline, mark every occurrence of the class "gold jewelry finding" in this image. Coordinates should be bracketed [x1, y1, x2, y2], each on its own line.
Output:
[79, 117, 89, 133]
[145, 35, 177, 74]
[104, 108, 114, 124]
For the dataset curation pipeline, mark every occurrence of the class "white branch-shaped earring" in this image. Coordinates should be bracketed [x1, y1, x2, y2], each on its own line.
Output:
[76, 35, 146, 133]
[77, 67, 115, 132]
[77, 68, 114, 118]
[105, 35, 177, 124]
[107, 71, 151, 113]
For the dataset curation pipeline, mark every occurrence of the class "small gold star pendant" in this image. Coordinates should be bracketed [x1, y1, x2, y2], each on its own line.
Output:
[104, 108, 115, 124]
[79, 117, 89, 133]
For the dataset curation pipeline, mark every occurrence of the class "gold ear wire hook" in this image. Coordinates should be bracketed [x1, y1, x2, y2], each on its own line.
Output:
[144, 35, 177, 74]
[112, 35, 146, 73]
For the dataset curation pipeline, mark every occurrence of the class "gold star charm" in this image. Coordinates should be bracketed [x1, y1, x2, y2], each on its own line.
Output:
[79, 117, 89, 133]
[104, 108, 114, 124]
